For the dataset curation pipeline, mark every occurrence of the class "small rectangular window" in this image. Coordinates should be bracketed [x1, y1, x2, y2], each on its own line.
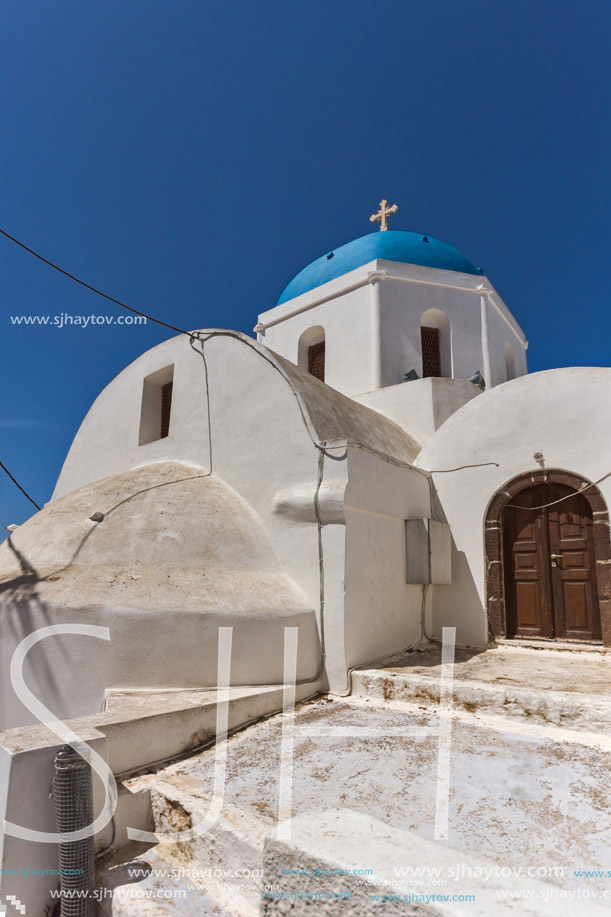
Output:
[421, 327, 441, 378]
[160, 381, 173, 439]
[139, 365, 174, 445]
[308, 341, 325, 382]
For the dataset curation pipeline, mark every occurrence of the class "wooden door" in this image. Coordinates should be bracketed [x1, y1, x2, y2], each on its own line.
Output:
[503, 485, 554, 639]
[503, 483, 601, 642]
[547, 485, 602, 641]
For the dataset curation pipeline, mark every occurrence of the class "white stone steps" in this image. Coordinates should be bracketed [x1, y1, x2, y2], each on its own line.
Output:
[98, 691, 611, 912]
[98, 772, 274, 915]
[151, 780, 272, 851]
[351, 666, 611, 732]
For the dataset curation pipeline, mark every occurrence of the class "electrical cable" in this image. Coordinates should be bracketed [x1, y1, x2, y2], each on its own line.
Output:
[0, 460, 41, 510]
[505, 470, 611, 512]
[429, 462, 499, 473]
[0, 227, 191, 337]
[0, 226, 201, 510]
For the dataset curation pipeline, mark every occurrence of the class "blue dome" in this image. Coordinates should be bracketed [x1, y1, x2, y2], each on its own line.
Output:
[277, 230, 482, 305]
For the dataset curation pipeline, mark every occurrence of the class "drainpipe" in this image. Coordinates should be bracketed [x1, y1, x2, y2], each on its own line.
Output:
[53, 746, 96, 917]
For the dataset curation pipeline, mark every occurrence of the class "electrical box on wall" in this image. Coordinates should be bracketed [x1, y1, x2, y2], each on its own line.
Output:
[405, 519, 452, 585]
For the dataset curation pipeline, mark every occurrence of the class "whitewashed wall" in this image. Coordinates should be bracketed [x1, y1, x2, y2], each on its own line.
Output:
[355, 378, 482, 447]
[343, 447, 431, 680]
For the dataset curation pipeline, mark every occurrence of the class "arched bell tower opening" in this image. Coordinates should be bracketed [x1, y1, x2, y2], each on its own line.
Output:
[420, 308, 451, 378]
[485, 470, 611, 645]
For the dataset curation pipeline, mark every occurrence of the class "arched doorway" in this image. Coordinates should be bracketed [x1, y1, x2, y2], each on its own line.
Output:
[485, 471, 611, 645]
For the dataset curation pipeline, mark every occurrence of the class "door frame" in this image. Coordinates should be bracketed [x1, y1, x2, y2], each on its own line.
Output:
[484, 470, 611, 646]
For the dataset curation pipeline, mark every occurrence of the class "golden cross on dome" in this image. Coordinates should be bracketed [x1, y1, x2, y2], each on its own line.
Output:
[369, 198, 398, 232]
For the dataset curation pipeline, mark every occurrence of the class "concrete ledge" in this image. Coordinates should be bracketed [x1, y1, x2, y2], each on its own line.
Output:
[102, 685, 307, 776]
[261, 809, 607, 915]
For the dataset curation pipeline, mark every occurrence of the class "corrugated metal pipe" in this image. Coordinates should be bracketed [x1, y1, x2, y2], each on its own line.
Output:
[53, 746, 96, 917]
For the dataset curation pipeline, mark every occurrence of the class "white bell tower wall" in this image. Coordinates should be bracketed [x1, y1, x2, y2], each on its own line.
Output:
[256, 258, 528, 443]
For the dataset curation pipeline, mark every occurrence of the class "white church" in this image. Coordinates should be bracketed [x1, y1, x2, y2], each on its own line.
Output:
[1, 200, 610, 725]
[1, 202, 611, 915]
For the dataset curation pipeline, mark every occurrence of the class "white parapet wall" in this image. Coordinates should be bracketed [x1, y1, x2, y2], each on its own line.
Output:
[355, 377, 482, 447]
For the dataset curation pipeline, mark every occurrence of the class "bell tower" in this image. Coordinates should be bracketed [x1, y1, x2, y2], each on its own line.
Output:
[255, 211, 528, 444]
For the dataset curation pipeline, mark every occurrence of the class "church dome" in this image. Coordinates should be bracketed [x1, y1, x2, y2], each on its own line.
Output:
[277, 230, 482, 305]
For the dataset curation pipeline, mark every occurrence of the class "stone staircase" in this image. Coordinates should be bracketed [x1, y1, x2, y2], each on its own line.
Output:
[97, 651, 611, 914]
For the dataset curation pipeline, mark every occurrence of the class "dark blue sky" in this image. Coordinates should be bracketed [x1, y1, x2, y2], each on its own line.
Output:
[1, 0, 609, 523]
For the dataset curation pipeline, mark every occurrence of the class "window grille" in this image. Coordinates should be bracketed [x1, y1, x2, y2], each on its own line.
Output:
[421, 326, 441, 378]
[160, 381, 173, 438]
[308, 341, 325, 382]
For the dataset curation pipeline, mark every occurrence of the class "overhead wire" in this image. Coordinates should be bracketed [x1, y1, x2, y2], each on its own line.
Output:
[505, 470, 611, 512]
[0, 224, 502, 476]
[0, 227, 191, 337]
[0, 226, 199, 511]
[0, 460, 41, 510]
